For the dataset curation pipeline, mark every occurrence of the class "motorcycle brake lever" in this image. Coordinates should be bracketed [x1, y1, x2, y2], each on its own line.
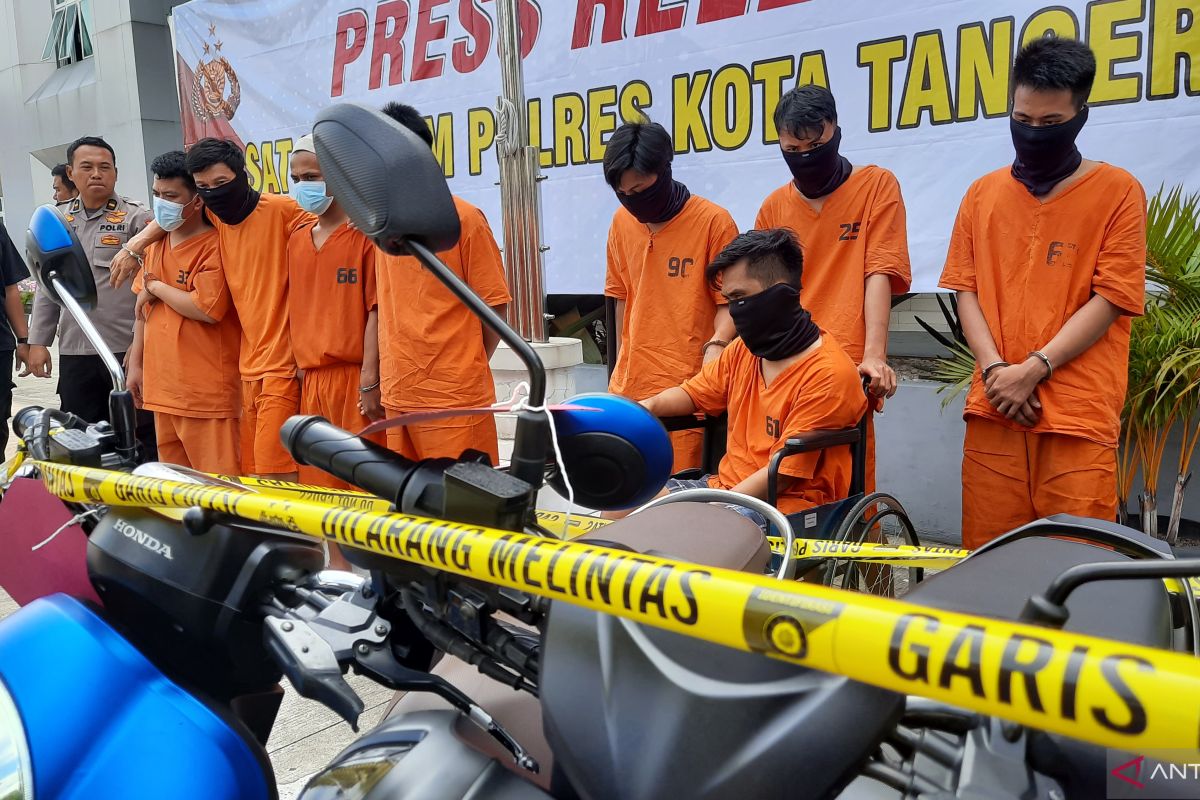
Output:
[264, 616, 365, 730]
[353, 645, 539, 773]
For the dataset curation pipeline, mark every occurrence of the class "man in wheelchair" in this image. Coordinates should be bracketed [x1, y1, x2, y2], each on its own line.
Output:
[617, 228, 867, 530]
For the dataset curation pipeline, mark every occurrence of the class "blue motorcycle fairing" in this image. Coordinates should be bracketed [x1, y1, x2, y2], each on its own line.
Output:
[0, 594, 272, 800]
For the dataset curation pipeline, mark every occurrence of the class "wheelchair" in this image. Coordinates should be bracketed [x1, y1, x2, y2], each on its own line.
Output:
[660, 406, 924, 599]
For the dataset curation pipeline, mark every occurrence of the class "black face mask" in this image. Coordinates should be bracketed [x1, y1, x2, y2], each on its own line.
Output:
[1010, 107, 1088, 197]
[729, 284, 821, 361]
[616, 163, 691, 224]
[197, 173, 260, 225]
[781, 126, 854, 199]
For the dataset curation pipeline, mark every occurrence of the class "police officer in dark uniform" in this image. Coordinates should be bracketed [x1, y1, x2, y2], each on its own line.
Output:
[0, 221, 31, 455]
[26, 135, 156, 456]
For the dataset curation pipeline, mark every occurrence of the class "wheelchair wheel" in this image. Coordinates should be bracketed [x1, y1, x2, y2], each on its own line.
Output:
[821, 492, 922, 599]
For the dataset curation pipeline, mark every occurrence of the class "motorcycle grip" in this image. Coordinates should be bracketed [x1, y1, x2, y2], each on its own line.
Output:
[281, 415, 418, 506]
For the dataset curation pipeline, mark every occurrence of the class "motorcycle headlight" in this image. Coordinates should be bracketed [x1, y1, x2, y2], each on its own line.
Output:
[298, 742, 419, 800]
[0, 678, 34, 800]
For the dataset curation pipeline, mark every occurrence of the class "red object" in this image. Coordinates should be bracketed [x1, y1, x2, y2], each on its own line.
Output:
[0, 478, 100, 607]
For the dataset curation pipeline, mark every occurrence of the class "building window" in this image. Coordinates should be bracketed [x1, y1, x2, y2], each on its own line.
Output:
[42, 0, 94, 67]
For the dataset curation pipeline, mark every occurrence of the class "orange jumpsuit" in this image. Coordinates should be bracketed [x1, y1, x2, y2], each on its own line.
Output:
[940, 163, 1146, 548]
[605, 195, 738, 471]
[287, 221, 387, 488]
[680, 334, 867, 515]
[207, 195, 313, 474]
[133, 229, 241, 474]
[756, 165, 912, 491]
[375, 196, 512, 462]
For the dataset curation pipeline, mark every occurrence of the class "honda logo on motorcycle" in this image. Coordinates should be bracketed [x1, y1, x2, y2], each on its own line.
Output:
[114, 519, 174, 560]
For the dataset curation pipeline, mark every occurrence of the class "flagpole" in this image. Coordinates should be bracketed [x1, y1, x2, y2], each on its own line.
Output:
[494, 0, 547, 343]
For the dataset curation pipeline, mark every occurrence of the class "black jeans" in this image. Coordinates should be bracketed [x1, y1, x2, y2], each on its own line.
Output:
[57, 352, 157, 460]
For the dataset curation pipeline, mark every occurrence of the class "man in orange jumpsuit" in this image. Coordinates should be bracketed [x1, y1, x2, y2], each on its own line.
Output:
[633, 229, 867, 527]
[376, 102, 511, 462]
[940, 37, 1146, 549]
[604, 120, 738, 472]
[756, 84, 911, 490]
[126, 151, 240, 474]
[114, 138, 313, 479]
[287, 133, 386, 489]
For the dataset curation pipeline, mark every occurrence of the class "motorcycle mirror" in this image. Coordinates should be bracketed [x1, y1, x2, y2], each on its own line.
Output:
[311, 103, 460, 255]
[312, 103, 551, 492]
[25, 205, 97, 310]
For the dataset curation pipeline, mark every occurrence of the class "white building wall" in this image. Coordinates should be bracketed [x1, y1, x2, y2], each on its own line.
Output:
[0, 0, 184, 236]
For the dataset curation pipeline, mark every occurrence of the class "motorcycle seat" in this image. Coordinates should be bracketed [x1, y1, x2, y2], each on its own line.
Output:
[905, 537, 1175, 648]
[384, 502, 772, 789]
[574, 502, 772, 573]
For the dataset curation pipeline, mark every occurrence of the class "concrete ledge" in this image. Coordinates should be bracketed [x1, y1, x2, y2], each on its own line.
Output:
[491, 337, 585, 439]
[490, 337, 583, 371]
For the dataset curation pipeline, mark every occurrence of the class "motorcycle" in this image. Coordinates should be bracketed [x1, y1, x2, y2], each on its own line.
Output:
[287, 104, 1200, 800]
[0, 168, 678, 798]
[5, 102, 1200, 800]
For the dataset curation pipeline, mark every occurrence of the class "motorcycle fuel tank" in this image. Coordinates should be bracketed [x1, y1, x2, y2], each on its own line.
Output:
[0, 594, 273, 800]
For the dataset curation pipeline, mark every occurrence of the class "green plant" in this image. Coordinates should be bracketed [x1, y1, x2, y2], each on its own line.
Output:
[918, 184, 1200, 542]
[914, 294, 977, 408]
[1125, 186, 1200, 541]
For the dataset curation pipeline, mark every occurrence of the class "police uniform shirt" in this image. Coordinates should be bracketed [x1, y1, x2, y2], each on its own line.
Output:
[28, 194, 152, 356]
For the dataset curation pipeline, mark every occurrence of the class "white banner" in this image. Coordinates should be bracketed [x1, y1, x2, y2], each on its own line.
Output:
[171, 0, 1200, 293]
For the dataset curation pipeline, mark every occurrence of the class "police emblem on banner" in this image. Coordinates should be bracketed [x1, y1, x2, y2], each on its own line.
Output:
[192, 23, 240, 122]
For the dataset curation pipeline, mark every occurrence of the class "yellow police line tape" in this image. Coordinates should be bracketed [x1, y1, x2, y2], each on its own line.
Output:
[35, 461, 1200, 756]
[208, 474, 971, 569]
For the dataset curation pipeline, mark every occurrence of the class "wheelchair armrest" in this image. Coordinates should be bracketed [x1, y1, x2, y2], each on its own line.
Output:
[660, 415, 707, 432]
[781, 428, 861, 456]
[767, 428, 860, 508]
[671, 468, 705, 481]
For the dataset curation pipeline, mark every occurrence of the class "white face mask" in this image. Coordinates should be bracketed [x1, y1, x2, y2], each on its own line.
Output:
[153, 196, 195, 231]
[290, 180, 333, 215]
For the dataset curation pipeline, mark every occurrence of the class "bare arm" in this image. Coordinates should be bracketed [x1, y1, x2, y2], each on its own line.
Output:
[145, 276, 217, 323]
[4, 284, 28, 372]
[728, 464, 791, 502]
[109, 220, 166, 287]
[1038, 294, 1124, 372]
[614, 299, 626, 358]
[483, 303, 508, 357]
[127, 318, 146, 407]
[4, 284, 27, 341]
[955, 291, 1003, 367]
[640, 387, 696, 418]
[704, 306, 735, 364]
[359, 309, 384, 421]
[859, 274, 897, 397]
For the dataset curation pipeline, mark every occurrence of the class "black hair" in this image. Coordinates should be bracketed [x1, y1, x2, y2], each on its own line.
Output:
[150, 150, 196, 191]
[185, 137, 245, 176]
[602, 120, 673, 188]
[774, 84, 838, 140]
[51, 163, 76, 191]
[380, 101, 434, 147]
[706, 229, 804, 291]
[67, 136, 116, 166]
[1012, 36, 1096, 110]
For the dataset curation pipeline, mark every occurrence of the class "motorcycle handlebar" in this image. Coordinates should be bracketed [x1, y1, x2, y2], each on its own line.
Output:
[281, 415, 421, 508]
[13, 406, 85, 462]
